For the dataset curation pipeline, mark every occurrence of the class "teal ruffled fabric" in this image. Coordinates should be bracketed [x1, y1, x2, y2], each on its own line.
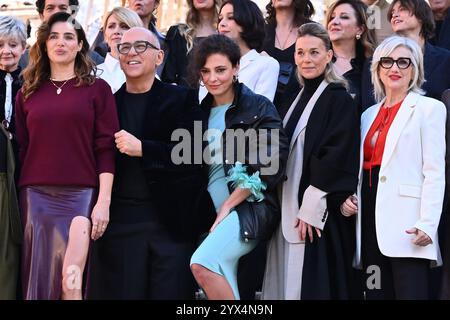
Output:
[226, 162, 267, 202]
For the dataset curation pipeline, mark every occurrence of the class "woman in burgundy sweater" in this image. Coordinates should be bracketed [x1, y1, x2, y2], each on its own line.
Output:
[15, 12, 119, 300]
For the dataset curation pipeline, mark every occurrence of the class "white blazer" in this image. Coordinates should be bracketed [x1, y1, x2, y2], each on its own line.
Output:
[199, 49, 280, 102]
[354, 91, 446, 268]
[97, 53, 126, 94]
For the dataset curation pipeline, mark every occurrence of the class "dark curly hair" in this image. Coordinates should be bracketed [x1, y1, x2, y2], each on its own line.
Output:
[388, 0, 435, 40]
[265, 0, 315, 27]
[35, 0, 79, 15]
[220, 0, 265, 51]
[188, 34, 241, 86]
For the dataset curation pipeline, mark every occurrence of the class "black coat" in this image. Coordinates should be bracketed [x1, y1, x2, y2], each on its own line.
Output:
[0, 67, 22, 134]
[296, 83, 362, 299]
[430, 8, 450, 51]
[0, 68, 22, 179]
[114, 79, 213, 241]
[162, 24, 198, 88]
[201, 83, 289, 241]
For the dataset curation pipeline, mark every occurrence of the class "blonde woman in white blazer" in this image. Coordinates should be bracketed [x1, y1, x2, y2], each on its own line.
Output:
[97, 7, 143, 93]
[341, 36, 446, 299]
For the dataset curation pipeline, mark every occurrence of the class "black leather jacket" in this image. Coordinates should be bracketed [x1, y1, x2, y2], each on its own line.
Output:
[201, 83, 289, 241]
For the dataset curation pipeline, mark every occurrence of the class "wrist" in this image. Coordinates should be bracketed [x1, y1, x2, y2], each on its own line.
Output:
[221, 202, 232, 212]
[138, 141, 143, 157]
[96, 198, 111, 205]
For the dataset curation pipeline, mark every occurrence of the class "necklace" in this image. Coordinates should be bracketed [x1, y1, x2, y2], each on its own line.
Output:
[334, 54, 354, 60]
[49, 78, 72, 95]
[275, 25, 295, 50]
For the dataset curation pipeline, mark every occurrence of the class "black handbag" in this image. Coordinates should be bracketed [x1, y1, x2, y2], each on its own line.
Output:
[277, 61, 294, 93]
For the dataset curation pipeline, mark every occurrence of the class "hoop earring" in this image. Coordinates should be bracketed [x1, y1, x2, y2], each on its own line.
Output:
[356, 34, 361, 40]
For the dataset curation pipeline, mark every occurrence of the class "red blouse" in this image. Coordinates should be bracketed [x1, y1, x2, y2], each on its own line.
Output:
[363, 99, 404, 170]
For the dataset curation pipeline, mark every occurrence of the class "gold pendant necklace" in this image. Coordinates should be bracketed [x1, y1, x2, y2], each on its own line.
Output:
[49, 78, 72, 95]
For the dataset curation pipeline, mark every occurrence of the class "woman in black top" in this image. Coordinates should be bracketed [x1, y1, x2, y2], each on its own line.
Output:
[262, 0, 315, 118]
[326, 0, 376, 115]
[0, 15, 25, 300]
[162, 0, 220, 87]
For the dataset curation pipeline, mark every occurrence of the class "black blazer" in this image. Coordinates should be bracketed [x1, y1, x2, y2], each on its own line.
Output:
[431, 8, 450, 51]
[114, 79, 214, 240]
[161, 24, 196, 87]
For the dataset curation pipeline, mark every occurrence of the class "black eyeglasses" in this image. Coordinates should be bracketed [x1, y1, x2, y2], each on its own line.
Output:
[117, 41, 159, 55]
[379, 57, 412, 69]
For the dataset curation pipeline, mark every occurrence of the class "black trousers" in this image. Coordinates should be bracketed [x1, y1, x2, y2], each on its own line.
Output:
[361, 167, 430, 300]
[87, 200, 196, 300]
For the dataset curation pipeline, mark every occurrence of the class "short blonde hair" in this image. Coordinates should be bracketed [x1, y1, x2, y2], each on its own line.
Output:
[371, 36, 425, 102]
[102, 7, 143, 34]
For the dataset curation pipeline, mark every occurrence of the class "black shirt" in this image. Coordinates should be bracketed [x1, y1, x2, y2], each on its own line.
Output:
[284, 74, 324, 143]
[340, 55, 365, 115]
[162, 24, 205, 88]
[113, 91, 153, 202]
[263, 23, 302, 118]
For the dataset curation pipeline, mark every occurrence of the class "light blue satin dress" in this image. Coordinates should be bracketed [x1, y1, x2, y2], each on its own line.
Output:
[190, 103, 259, 299]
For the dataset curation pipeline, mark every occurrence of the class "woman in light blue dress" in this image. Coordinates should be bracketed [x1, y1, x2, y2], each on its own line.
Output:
[189, 34, 289, 300]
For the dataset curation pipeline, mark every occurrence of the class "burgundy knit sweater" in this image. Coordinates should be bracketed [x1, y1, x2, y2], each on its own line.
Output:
[15, 78, 119, 188]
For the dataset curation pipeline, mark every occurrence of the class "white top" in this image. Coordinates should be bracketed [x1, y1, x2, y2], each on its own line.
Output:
[199, 49, 280, 103]
[3, 73, 13, 124]
[97, 53, 126, 93]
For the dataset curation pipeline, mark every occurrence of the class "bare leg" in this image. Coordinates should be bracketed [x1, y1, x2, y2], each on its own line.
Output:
[191, 263, 235, 300]
[61, 216, 91, 300]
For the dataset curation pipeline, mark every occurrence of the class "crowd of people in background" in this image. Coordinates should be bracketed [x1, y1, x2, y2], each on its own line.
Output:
[0, 0, 450, 300]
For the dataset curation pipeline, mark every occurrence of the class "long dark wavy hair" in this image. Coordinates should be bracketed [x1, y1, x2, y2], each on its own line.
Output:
[265, 0, 315, 27]
[22, 12, 95, 100]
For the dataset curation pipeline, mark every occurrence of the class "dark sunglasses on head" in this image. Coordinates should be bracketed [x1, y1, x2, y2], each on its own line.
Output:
[117, 40, 159, 55]
[379, 57, 412, 69]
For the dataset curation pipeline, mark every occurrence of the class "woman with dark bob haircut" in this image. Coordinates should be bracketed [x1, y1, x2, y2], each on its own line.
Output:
[211, 0, 279, 104]
[189, 34, 288, 300]
[17, 12, 119, 300]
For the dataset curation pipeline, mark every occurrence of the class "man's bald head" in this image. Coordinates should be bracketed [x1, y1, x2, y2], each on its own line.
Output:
[121, 27, 160, 49]
[119, 26, 164, 90]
